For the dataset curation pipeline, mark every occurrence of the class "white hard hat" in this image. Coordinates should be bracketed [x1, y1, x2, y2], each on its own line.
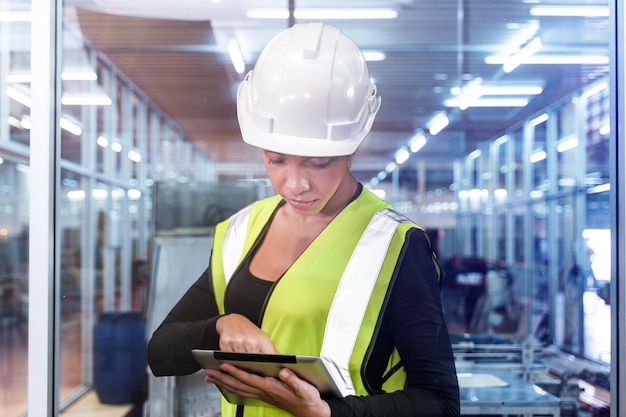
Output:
[237, 22, 381, 157]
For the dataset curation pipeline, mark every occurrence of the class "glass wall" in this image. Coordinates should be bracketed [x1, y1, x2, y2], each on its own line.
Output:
[0, 2, 213, 415]
[0, 0, 623, 416]
[452, 80, 611, 361]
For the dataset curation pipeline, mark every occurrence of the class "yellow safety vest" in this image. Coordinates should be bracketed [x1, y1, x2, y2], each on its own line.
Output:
[211, 189, 427, 417]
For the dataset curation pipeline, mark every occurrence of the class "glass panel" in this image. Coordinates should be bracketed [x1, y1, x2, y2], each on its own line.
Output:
[1, 0, 31, 415]
[511, 129, 525, 203]
[59, 169, 86, 397]
[556, 100, 579, 192]
[2, 6, 30, 147]
[531, 117, 548, 195]
[0, 157, 29, 417]
[582, 84, 610, 363]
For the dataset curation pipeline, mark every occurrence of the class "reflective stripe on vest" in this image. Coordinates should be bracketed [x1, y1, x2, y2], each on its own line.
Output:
[222, 203, 253, 282]
[220, 206, 404, 396]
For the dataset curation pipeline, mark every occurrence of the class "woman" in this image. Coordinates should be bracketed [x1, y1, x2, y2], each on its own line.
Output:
[147, 22, 460, 417]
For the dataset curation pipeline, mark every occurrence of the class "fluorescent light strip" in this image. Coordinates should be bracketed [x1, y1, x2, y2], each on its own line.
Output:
[62, 71, 98, 81]
[529, 6, 609, 17]
[444, 97, 530, 107]
[530, 113, 549, 126]
[486, 55, 608, 65]
[395, 148, 410, 165]
[0, 11, 31, 22]
[457, 78, 483, 110]
[227, 39, 245, 74]
[481, 86, 543, 95]
[59, 117, 83, 136]
[530, 150, 547, 163]
[8, 70, 98, 83]
[429, 113, 449, 135]
[247, 8, 398, 20]
[7, 86, 32, 107]
[503, 37, 542, 73]
[385, 162, 397, 173]
[9, 85, 112, 106]
[556, 135, 579, 152]
[128, 150, 142, 163]
[581, 81, 609, 98]
[62, 95, 112, 106]
[410, 132, 427, 153]
[363, 51, 386, 62]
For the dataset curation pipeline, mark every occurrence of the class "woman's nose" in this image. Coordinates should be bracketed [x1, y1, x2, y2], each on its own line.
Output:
[284, 167, 311, 194]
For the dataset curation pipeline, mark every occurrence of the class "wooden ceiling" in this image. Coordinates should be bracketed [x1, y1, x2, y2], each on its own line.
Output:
[70, 1, 610, 184]
[76, 8, 258, 162]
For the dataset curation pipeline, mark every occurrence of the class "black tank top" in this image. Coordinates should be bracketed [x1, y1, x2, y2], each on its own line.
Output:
[223, 254, 273, 326]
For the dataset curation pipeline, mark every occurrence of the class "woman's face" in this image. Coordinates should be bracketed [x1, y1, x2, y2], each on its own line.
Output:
[261, 149, 354, 216]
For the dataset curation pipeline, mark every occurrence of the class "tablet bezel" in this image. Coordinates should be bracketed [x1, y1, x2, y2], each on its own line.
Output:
[191, 349, 344, 405]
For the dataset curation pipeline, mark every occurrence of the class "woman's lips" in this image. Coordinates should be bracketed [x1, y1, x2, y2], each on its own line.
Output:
[288, 198, 315, 210]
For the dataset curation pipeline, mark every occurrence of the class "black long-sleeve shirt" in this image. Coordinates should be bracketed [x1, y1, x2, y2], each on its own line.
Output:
[148, 211, 459, 417]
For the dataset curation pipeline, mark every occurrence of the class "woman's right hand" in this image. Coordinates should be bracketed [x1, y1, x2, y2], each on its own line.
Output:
[216, 313, 278, 353]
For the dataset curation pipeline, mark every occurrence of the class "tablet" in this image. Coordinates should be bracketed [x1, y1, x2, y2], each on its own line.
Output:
[191, 349, 347, 405]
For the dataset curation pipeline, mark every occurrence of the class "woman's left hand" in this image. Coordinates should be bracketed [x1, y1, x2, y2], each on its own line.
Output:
[203, 364, 331, 417]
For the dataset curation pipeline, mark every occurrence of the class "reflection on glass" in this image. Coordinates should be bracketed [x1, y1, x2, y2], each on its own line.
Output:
[0, 159, 29, 417]
[59, 169, 86, 398]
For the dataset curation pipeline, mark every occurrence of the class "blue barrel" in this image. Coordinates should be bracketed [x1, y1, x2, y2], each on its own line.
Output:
[93, 312, 146, 404]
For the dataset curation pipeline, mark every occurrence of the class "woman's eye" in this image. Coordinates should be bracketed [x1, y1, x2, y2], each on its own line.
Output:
[267, 158, 284, 166]
[310, 159, 333, 170]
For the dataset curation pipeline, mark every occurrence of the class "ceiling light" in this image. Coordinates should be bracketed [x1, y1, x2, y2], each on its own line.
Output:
[581, 81, 609, 98]
[6, 73, 31, 83]
[587, 183, 610, 194]
[409, 131, 427, 153]
[444, 97, 530, 107]
[111, 140, 123, 153]
[227, 39, 245, 74]
[62, 94, 112, 106]
[385, 162, 397, 173]
[362, 51, 386, 62]
[246, 8, 398, 20]
[128, 149, 142, 162]
[395, 148, 410, 165]
[556, 135, 579, 152]
[481, 85, 543, 95]
[62, 70, 98, 81]
[0, 11, 31, 21]
[7, 116, 22, 129]
[529, 113, 549, 126]
[503, 37, 542, 73]
[494, 135, 509, 146]
[428, 113, 449, 136]
[97, 135, 109, 148]
[599, 123, 610, 135]
[6, 85, 32, 107]
[529, 149, 547, 163]
[457, 78, 483, 110]
[60, 116, 83, 136]
[529, 6, 609, 17]
[128, 189, 142, 200]
[486, 55, 608, 65]
[20, 115, 31, 130]
[68, 190, 86, 201]
[8, 70, 99, 83]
